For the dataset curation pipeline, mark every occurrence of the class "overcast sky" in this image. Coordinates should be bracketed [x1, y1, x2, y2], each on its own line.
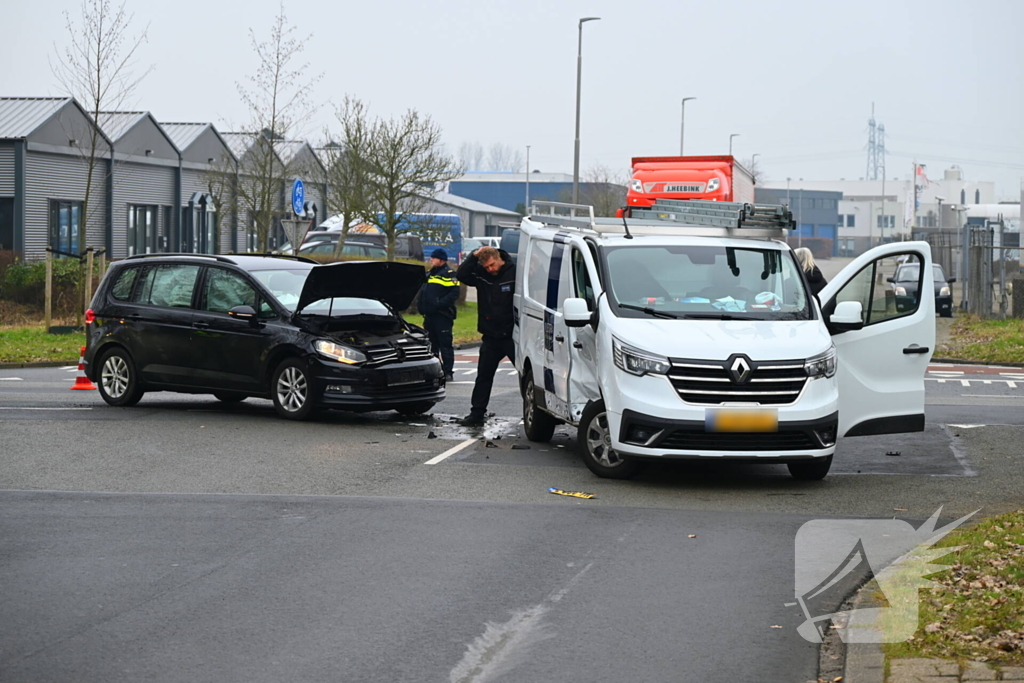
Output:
[3, 0, 1022, 198]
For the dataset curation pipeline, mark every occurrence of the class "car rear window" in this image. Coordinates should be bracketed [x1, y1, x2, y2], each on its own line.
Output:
[133, 264, 201, 308]
[110, 267, 139, 300]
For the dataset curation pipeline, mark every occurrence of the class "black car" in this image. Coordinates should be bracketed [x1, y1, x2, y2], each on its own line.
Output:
[888, 262, 955, 317]
[84, 254, 444, 420]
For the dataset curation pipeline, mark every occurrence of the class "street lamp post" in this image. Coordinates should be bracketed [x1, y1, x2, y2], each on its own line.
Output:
[680, 97, 696, 155]
[750, 153, 760, 177]
[729, 133, 740, 156]
[573, 16, 601, 206]
[525, 145, 531, 213]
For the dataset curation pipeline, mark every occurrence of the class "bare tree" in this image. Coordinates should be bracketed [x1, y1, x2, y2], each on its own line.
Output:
[234, 4, 321, 252]
[487, 143, 524, 172]
[458, 142, 485, 172]
[51, 0, 152, 255]
[363, 110, 461, 260]
[320, 96, 374, 256]
[579, 164, 629, 217]
[741, 156, 764, 184]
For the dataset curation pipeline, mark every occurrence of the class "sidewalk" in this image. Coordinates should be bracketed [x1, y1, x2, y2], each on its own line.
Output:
[886, 658, 1024, 682]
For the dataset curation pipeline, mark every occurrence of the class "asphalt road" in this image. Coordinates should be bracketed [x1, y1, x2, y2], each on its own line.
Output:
[2, 354, 1023, 682]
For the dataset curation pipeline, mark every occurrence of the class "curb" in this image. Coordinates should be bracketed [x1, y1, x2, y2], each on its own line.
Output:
[931, 356, 1024, 368]
[453, 341, 482, 350]
[0, 360, 77, 369]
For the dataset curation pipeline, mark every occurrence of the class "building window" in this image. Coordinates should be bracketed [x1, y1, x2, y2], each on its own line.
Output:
[49, 200, 83, 256]
[0, 198, 13, 251]
[185, 192, 218, 254]
[845, 214, 855, 227]
[960, 189, 966, 204]
[975, 189, 980, 205]
[128, 205, 158, 256]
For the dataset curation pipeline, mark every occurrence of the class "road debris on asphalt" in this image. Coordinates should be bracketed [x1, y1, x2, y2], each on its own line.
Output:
[548, 487, 595, 499]
[886, 451, 901, 456]
[511, 444, 530, 450]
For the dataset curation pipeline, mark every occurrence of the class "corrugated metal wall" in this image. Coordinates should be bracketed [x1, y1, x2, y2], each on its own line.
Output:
[0, 145, 14, 195]
[24, 152, 107, 261]
[111, 162, 176, 258]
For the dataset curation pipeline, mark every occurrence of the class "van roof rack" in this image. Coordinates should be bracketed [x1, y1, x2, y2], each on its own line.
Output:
[528, 199, 795, 239]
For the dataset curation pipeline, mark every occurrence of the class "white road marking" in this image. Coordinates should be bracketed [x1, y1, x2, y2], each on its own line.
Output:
[424, 438, 477, 465]
[929, 371, 964, 376]
[1009, 381, 1018, 389]
[961, 394, 1024, 399]
[449, 381, 475, 384]
[0, 407, 93, 411]
[960, 379, 971, 387]
[0, 378, 24, 381]
[462, 369, 477, 375]
[949, 424, 986, 429]
[507, 370, 518, 375]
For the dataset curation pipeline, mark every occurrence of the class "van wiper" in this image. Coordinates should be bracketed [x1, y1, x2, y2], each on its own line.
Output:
[618, 303, 684, 319]
[682, 312, 758, 321]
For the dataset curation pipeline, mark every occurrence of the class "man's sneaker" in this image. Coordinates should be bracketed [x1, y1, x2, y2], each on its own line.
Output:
[444, 372, 454, 381]
[457, 413, 485, 427]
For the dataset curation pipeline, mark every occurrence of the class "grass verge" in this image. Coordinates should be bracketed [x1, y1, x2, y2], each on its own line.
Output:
[882, 509, 1024, 667]
[0, 326, 86, 364]
[936, 315, 1024, 364]
[405, 302, 482, 346]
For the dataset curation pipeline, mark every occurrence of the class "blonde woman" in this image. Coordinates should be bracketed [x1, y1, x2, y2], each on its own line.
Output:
[794, 247, 828, 297]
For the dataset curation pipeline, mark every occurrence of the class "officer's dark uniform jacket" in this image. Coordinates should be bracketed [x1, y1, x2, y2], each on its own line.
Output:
[456, 249, 516, 339]
[418, 263, 459, 319]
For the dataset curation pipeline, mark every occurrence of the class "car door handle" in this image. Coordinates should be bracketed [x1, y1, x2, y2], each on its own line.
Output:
[555, 334, 564, 343]
[573, 341, 583, 349]
[193, 321, 210, 330]
[903, 345, 930, 355]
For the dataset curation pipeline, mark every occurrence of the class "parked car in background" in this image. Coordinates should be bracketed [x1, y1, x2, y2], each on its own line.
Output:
[275, 232, 333, 255]
[84, 254, 443, 420]
[298, 240, 388, 260]
[498, 229, 520, 262]
[460, 236, 500, 262]
[889, 262, 954, 317]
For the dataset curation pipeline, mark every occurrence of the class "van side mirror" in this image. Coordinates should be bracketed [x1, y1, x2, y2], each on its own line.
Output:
[563, 297, 591, 328]
[829, 300, 864, 332]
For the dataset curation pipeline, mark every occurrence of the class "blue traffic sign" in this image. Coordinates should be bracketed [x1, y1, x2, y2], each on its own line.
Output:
[291, 179, 305, 216]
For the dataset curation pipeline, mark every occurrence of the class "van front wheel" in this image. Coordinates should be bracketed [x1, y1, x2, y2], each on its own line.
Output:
[523, 373, 557, 442]
[577, 400, 641, 479]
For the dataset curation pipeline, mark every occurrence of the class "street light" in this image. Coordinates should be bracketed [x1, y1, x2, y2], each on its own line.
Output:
[729, 133, 740, 156]
[680, 97, 696, 155]
[525, 145, 531, 213]
[572, 16, 601, 206]
[750, 153, 760, 175]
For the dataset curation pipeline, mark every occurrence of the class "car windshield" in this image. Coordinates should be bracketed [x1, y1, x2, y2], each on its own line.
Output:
[895, 264, 944, 282]
[602, 244, 811, 320]
[250, 268, 391, 316]
[300, 298, 391, 317]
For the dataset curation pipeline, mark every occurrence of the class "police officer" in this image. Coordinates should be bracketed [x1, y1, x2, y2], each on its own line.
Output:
[419, 248, 459, 381]
[455, 246, 516, 426]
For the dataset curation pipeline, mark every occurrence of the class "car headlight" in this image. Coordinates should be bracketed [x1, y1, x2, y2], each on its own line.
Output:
[706, 178, 721, 193]
[939, 286, 951, 297]
[630, 179, 644, 194]
[315, 340, 367, 365]
[613, 338, 671, 376]
[805, 346, 837, 379]
[894, 286, 907, 296]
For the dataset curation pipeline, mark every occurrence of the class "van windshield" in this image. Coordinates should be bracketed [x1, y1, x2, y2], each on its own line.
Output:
[602, 245, 812, 320]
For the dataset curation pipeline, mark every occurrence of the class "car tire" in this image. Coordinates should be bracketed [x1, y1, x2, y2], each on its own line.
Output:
[523, 372, 557, 442]
[787, 455, 833, 481]
[395, 401, 436, 416]
[213, 392, 247, 403]
[96, 347, 145, 407]
[577, 400, 641, 479]
[271, 358, 316, 421]
[940, 310, 953, 318]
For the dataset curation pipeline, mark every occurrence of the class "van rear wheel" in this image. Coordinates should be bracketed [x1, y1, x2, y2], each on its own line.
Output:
[523, 373, 557, 442]
[577, 400, 641, 479]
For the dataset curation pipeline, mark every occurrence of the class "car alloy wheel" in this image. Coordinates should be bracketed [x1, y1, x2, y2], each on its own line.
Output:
[577, 400, 641, 479]
[102, 355, 129, 399]
[586, 412, 623, 468]
[96, 347, 144, 407]
[277, 366, 308, 413]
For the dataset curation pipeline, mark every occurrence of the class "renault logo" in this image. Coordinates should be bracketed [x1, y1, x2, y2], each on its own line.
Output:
[728, 356, 752, 384]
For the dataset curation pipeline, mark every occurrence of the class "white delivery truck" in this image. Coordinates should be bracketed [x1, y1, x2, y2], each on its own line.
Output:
[513, 200, 935, 481]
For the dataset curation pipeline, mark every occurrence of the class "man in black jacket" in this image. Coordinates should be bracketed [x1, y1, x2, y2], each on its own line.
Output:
[419, 248, 459, 381]
[455, 246, 516, 426]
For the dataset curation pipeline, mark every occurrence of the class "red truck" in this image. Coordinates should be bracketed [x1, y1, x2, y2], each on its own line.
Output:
[623, 155, 755, 210]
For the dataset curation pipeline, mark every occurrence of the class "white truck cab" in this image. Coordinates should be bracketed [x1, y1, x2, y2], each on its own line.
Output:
[513, 200, 935, 481]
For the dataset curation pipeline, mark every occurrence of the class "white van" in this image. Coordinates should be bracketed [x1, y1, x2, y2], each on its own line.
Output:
[513, 200, 935, 481]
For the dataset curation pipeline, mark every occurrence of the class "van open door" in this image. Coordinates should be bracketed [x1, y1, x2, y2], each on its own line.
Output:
[817, 242, 935, 438]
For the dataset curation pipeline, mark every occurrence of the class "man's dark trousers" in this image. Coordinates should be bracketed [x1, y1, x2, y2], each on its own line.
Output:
[470, 336, 516, 417]
[424, 315, 454, 377]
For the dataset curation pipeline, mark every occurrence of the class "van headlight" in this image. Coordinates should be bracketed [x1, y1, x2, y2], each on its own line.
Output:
[630, 179, 644, 194]
[706, 178, 721, 193]
[613, 338, 671, 376]
[939, 286, 951, 297]
[804, 347, 837, 379]
[315, 340, 367, 365]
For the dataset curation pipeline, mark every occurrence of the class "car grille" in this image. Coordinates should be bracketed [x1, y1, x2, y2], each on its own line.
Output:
[668, 358, 807, 405]
[658, 429, 817, 451]
[364, 342, 434, 367]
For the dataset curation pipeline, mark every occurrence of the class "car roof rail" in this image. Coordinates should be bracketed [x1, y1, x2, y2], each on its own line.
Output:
[225, 252, 318, 264]
[124, 252, 235, 264]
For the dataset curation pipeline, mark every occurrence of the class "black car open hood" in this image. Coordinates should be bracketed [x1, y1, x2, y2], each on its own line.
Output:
[296, 261, 426, 313]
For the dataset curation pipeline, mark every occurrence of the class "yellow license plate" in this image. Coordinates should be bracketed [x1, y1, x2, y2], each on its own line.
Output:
[705, 409, 779, 433]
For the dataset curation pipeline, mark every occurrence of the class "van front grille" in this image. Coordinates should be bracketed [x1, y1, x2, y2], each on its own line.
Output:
[668, 357, 807, 405]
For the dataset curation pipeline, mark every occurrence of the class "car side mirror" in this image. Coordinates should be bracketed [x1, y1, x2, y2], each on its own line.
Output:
[886, 276, 895, 283]
[829, 300, 864, 332]
[947, 277, 956, 283]
[563, 297, 591, 328]
[228, 305, 259, 326]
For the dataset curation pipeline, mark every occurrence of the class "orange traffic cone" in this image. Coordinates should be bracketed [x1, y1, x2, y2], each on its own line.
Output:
[70, 346, 96, 391]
